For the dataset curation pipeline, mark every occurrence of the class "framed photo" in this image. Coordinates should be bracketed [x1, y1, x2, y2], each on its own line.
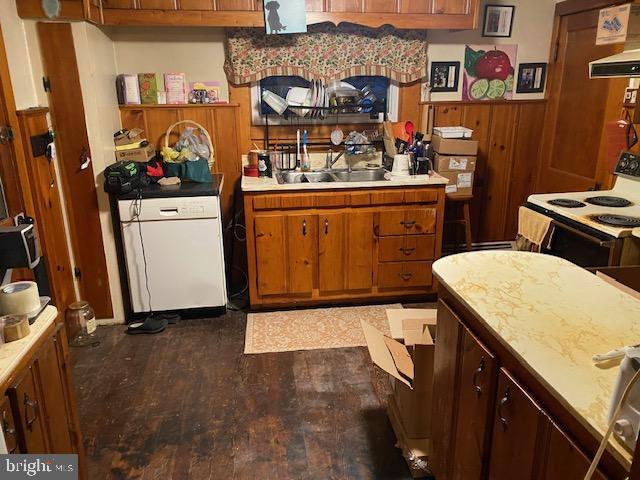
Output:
[516, 63, 547, 94]
[482, 5, 515, 38]
[430, 62, 460, 93]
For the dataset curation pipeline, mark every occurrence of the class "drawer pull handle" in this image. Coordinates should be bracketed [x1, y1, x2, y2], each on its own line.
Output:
[498, 388, 510, 430]
[324, 218, 329, 235]
[398, 272, 413, 281]
[400, 247, 416, 256]
[302, 220, 307, 236]
[2, 410, 18, 453]
[472, 357, 485, 396]
[24, 394, 38, 432]
[401, 220, 416, 228]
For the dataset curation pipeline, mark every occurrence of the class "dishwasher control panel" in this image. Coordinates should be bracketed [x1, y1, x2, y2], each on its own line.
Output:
[118, 196, 220, 222]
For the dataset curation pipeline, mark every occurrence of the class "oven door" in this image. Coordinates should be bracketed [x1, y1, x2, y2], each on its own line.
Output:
[544, 221, 621, 268]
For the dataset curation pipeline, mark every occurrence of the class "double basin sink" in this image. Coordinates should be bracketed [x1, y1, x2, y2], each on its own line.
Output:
[276, 168, 389, 185]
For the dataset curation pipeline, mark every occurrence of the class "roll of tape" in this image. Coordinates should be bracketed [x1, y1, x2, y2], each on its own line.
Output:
[0, 281, 40, 316]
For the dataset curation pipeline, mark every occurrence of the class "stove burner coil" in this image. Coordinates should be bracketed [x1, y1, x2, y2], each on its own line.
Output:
[585, 196, 633, 208]
[590, 214, 640, 228]
[548, 199, 586, 208]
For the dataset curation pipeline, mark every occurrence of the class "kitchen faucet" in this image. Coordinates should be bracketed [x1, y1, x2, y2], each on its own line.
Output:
[325, 150, 351, 173]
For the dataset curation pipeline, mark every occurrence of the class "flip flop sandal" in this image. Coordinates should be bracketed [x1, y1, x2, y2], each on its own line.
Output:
[126, 315, 168, 335]
[157, 313, 181, 325]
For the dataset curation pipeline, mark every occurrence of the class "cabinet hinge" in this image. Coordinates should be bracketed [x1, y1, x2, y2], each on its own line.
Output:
[43, 76, 52, 93]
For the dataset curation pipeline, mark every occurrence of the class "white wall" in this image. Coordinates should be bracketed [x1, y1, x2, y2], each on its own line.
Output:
[427, 0, 558, 101]
[106, 26, 229, 101]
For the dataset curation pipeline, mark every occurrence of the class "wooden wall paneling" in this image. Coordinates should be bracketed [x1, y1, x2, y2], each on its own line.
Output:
[504, 103, 546, 239]
[37, 22, 112, 319]
[210, 107, 242, 224]
[145, 108, 181, 148]
[16, 109, 77, 337]
[480, 103, 517, 242]
[434, 104, 463, 127]
[228, 83, 253, 154]
[398, 81, 422, 124]
[461, 104, 492, 241]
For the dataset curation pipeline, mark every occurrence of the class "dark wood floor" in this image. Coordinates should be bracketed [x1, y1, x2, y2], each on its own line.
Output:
[71, 309, 413, 479]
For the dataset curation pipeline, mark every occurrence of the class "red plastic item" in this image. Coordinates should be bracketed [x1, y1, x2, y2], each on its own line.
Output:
[244, 165, 259, 177]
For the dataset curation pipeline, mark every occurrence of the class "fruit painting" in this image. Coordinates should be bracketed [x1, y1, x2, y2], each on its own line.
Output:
[462, 44, 517, 101]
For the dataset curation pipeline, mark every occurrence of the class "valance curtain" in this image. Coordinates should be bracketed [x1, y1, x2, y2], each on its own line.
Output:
[224, 23, 428, 85]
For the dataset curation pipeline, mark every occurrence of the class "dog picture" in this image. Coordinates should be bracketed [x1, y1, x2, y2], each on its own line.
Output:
[265, 1, 286, 34]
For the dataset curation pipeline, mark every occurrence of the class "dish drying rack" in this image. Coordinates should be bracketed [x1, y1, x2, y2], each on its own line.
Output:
[263, 99, 388, 171]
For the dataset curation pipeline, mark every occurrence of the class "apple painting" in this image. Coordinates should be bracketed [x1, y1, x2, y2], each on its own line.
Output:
[462, 44, 517, 101]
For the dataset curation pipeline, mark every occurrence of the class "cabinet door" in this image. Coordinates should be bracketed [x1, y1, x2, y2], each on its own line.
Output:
[100, 0, 135, 8]
[451, 329, 498, 480]
[399, 0, 430, 13]
[287, 214, 317, 294]
[328, 0, 362, 12]
[433, 0, 470, 14]
[1, 396, 20, 454]
[36, 336, 74, 453]
[218, 0, 255, 10]
[255, 216, 288, 296]
[431, 300, 464, 480]
[138, 0, 176, 8]
[364, 0, 397, 13]
[346, 211, 374, 290]
[306, 0, 325, 11]
[378, 261, 432, 289]
[319, 212, 345, 292]
[8, 366, 48, 453]
[180, 0, 214, 9]
[542, 423, 607, 480]
[488, 369, 548, 480]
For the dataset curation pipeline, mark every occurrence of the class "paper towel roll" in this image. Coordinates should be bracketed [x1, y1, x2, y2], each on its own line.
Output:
[0, 281, 40, 315]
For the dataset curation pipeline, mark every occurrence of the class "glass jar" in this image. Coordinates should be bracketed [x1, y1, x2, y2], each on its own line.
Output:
[66, 301, 96, 347]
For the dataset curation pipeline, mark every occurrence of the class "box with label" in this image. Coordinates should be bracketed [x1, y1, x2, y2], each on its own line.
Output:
[432, 134, 478, 156]
[115, 144, 156, 162]
[434, 154, 477, 173]
[440, 171, 474, 197]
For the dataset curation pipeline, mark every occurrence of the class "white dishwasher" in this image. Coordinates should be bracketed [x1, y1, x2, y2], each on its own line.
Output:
[118, 195, 227, 313]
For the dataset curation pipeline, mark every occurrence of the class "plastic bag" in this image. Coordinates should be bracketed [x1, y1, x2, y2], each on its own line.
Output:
[175, 126, 210, 161]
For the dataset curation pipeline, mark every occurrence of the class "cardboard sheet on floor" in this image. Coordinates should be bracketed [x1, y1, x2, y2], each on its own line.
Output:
[386, 309, 437, 343]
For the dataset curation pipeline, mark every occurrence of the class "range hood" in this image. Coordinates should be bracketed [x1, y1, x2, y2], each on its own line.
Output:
[590, 5, 640, 78]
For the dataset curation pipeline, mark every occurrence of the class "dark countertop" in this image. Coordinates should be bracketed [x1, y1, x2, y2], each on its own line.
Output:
[117, 173, 224, 200]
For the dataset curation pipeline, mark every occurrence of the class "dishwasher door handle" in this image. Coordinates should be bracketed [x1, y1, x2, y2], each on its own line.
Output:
[159, 208, 180, 216]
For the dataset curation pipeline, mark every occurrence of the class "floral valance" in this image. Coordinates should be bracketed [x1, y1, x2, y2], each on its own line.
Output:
[224, 23, 428, 85]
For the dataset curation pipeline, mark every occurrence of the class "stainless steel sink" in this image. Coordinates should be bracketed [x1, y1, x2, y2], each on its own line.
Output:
[276, 168, 389, 185]
[332, 169, 388, 182]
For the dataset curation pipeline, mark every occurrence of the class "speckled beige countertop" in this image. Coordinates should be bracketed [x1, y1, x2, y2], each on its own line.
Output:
[0, 306, 57, 387]
[432, 251, 640, 469]
[241, 172, 448, 192]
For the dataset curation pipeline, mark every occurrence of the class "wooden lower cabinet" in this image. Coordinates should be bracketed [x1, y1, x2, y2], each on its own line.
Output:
[2, 320, 85, 478]
[244, 186, 445, 307]
[432, 298, 614, 480]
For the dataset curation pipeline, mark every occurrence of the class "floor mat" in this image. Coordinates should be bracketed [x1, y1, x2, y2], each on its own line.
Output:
[244, 304, 402, 354]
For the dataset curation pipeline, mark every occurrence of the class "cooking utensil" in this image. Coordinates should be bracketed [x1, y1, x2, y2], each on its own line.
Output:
[405, 121, 415, 145]
[331, 127, 344, 146]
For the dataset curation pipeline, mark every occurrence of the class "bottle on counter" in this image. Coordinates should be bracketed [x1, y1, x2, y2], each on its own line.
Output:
[258, 151, 272, 178]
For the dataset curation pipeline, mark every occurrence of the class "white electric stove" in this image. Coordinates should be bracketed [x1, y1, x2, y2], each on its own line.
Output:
[526, 152, 640, 267]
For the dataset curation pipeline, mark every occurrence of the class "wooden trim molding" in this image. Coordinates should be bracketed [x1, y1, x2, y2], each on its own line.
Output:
[555, 0, 632, 17]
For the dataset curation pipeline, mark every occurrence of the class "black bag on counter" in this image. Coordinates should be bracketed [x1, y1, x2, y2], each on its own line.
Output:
[103, 161, 141, 195]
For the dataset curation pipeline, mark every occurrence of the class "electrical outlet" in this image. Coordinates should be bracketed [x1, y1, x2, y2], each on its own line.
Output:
[13, 212, 25, 226]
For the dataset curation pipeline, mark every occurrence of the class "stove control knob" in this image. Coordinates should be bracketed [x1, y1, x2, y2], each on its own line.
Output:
[629, 160, 639, 174]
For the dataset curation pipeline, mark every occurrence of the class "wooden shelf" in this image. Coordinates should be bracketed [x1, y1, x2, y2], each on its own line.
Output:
[119, 103, 239, 110]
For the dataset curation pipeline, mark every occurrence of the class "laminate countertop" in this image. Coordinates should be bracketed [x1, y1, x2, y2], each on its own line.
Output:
[432, 251, 640, 469]
[0, 305, 57, 388]
[241, 172, 448, 192]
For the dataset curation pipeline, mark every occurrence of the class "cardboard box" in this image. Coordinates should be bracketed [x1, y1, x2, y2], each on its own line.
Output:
[432, 134, 478, 156]
[115, 144, 155, 162]
[440, 171, 474, 197]
[434, 153, 477, 173]
[387, 395, 432, 478]
[362, 308, 437, 439]
[114, 128, 144, 147]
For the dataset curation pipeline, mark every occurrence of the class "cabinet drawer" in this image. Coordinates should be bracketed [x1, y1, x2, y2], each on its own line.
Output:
[1, 395, 20, 454]
[378, 208, 437, 236]
[378, 261, 432, 289]
[8, 366, 47, 453]
[404, 189, 438, 204]
[379, 235, 435, 262]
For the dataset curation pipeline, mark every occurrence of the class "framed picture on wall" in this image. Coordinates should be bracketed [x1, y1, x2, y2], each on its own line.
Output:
[263, 0, 307, 35]
[482, 5, 515, 38]
[430, 62, 460, 93]
[516, 63, 547, 94]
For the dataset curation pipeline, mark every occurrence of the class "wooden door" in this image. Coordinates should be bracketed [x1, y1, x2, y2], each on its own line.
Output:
[450, 328, 498, 480]
[36, 336, 75, 453]
[541, 422, 607, 480]
[539, 8, 627, 192]
[286, 214, 316, 294]
[431, 300, 464, 480]
[254, 215, 287, 296]
[318, 212, 345, 292]
[37, 23, 113, 319]
[8, 366, 48, 453]
[345, 211, 373, 290]
[488, 369, 548, 480]
[1, 395, 20, 454]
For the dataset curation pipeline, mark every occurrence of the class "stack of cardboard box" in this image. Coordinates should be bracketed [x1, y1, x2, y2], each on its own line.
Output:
[432, 134, 479, 197]
[362, 309, 437, 478]
[114, 128, 155, 162]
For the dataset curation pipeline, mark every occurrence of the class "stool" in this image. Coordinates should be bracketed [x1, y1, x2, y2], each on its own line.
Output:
[444, 195, 473, 252]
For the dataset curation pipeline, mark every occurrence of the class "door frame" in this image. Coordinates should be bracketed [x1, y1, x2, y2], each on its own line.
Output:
[537, 0, 633, 193]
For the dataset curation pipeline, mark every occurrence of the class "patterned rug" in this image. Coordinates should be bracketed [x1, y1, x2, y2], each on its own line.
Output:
[244, 304, 402, 354]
